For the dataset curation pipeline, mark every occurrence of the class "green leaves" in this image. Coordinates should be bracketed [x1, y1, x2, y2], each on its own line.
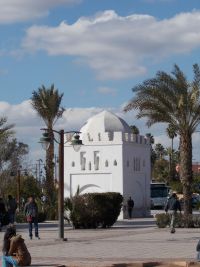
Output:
[124, 64, 200, 134]
[31, 84, 65, 127]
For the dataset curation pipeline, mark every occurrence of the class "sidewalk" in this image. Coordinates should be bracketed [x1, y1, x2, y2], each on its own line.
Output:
[0, 218, 199, 266]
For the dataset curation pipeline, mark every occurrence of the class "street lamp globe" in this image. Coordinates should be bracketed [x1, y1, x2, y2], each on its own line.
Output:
[39, 132, 51, 150]
[71, 133, 83, 152]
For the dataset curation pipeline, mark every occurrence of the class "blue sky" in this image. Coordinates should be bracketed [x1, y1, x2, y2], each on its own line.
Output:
[1, 0, 200, 162]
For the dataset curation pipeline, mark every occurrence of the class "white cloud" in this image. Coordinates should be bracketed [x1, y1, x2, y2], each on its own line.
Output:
[0, 0, 81, 24]
[22, 10, 200, 80]
[0, 100, 199, 163]
[97, 87, 116, 95]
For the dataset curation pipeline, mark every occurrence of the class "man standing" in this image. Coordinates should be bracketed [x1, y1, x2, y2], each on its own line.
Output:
[165, 192, 181, 233]
[127, 197, 134, 219]
[7, 195, 17, 224]
[24, 196, 40, 240]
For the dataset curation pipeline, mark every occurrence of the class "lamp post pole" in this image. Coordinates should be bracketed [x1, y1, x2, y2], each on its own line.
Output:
[40, 129, 82, 241]
[58, 130, 65, 240]
[17, 169, 21, 211]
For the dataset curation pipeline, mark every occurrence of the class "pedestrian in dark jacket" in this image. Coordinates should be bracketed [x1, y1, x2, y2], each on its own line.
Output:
[127, 197, 134, 219]
[7, 195, 17, 224]
[0, 198, 6, 231]
[24, 196, 40, 240]
[165, 193, 181, 233]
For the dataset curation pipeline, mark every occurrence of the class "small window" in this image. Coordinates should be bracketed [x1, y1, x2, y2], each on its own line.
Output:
[127, 161, 129, 167]
[88, 161, 92, 170]
[114, 160, 117, 166]
[105, 160, 109, 167]
[71, 161, 75, 167]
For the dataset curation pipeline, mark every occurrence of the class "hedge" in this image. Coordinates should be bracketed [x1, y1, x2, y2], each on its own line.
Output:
[155, 213, 200, 228]
[64, 192, 123, 229]
[16, 212, 47, 223]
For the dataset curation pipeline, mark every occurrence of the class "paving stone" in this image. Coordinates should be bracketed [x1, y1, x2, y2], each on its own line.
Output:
[0, 218, 199, 266]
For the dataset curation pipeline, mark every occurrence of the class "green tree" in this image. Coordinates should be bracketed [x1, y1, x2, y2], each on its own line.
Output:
[0, 117, 14, 140]
[152, 158, 169, 182]
[154, 143, 166, 159]
[130, 125, 139, 134]
[31, 84, 65, 205]
[124, 64, 200, 216]
[145, 133, 155, 181]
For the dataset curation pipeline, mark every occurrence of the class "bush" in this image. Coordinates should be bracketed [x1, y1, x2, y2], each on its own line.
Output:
[155, 213, 199, 228]
[65, 192, 123, 229]
[16, 212, 47, 223]
[155, 213, 170, 228]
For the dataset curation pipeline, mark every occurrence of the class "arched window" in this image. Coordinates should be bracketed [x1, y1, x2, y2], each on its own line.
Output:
[71, 161, 75, 167]
[114, 160, 117, 166]
[80, 152, 86, 170]
[94, 151, 100, 170]
[105, 160, 109, 167]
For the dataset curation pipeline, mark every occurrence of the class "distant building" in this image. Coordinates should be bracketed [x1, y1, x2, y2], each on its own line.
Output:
[192, 163, 200, 174]
[64, 110, 151, 218]
[176, 163, 200, 174]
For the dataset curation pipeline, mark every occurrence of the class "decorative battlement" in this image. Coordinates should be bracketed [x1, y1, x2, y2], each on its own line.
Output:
[81, 132, 150, 145]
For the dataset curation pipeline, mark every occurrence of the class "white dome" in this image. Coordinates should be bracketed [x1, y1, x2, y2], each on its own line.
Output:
[80, 110, 131, 135]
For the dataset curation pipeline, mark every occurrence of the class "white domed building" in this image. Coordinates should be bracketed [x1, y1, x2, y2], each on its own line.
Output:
[64, 110, 151, 218]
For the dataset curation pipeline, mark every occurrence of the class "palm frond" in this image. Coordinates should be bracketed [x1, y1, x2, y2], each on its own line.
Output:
[31, 84, 65, 128]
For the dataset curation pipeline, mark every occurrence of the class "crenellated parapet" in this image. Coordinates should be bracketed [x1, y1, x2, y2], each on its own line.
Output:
[80, 132, 150, 145]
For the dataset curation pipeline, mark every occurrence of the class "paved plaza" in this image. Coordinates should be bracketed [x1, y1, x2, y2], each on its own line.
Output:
[0, 217, 200, 267]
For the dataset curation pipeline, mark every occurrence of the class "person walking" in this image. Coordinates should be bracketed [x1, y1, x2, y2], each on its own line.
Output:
[1, 225, 31, 267]
[127, 197, 134, 219]
[165, 192, 181, 233]
[7, 195, 17, 225]
[24, 196, 40, 240]
[0, 198, 6, 231]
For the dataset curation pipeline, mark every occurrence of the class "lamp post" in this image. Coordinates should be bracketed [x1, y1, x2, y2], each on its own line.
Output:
[17, 169, 21, 210]
[10, 166, 28, 211]
[40, 129, 82, 240]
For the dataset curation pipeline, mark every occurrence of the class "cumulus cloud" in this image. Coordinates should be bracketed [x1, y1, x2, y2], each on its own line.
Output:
[0, 100, 199, 162]
[22, 10, 200, 80]
[0, 0, 81, 24]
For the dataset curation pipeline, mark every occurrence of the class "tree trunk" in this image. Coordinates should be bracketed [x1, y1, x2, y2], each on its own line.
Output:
[45, 128, 55, 205]
[179, 131, 193, 215]
[170, 138, 174, 181]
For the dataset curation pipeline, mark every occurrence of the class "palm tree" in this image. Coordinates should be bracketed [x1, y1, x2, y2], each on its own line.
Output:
[130, 125, 140, 134]
[166, 124, 177, 180]
[146, 133, 155, 180]
[124, 64, 200, 216]
[31, 84, 65, 205]
[0, 117, 14, 140]
[154, 143, 166, 159]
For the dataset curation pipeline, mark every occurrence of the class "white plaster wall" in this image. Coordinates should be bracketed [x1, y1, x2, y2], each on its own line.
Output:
[64, 143, 123, 198]
[69, 173, 112, 195]
[64, 134, 151, 220]
[122, 143, 151, 217]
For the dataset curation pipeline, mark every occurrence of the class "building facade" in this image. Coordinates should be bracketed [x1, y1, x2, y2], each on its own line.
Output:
[64, 110, 151, 218]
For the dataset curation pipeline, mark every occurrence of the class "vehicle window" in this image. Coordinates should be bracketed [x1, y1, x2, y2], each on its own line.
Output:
[151, 187, 168, 198]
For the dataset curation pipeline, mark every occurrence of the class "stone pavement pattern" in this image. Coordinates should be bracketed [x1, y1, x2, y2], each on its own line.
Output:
[0, 219, 200, 266]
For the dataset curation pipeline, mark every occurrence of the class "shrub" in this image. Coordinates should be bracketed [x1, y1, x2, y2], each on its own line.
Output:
[155, 213, 170, 228]
[65, 192, 123, 229]
[16, 211, 47, 223]
[155, 213, 198, 228]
